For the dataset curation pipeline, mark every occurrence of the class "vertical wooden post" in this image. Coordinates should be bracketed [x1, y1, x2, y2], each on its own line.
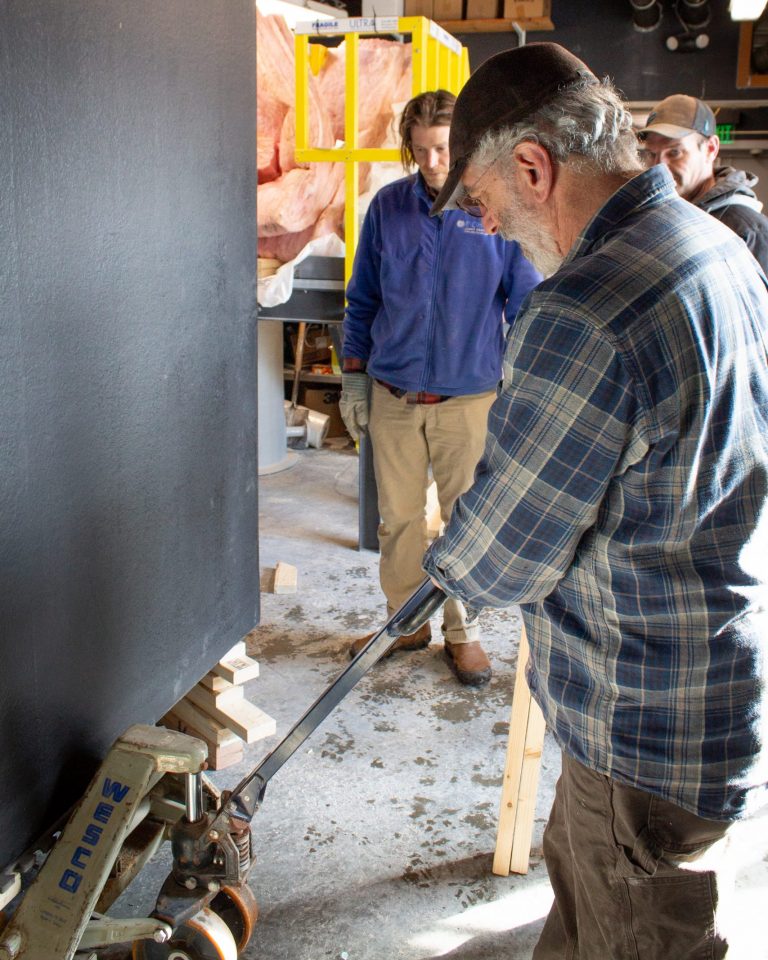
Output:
[493, 623, 546, 876]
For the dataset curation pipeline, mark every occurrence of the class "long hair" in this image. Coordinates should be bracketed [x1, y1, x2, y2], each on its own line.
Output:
[399, 89, 456, 170]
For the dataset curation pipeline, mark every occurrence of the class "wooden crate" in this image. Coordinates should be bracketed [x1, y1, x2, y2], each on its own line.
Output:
[403, 0, 433, 15]
[503, 0, 550, 18]
[433, 0, 464, 19]
[465, 0, 500, 18]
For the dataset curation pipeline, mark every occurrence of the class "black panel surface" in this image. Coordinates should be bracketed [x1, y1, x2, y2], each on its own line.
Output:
[0, 0, 258, 866]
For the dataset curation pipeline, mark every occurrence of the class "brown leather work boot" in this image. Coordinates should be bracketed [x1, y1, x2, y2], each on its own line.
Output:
[348, 623, 431, 660]
[443, 640, 492, 686]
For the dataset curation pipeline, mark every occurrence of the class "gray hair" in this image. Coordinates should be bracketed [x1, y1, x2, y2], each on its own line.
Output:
[471, 77, 642, 178]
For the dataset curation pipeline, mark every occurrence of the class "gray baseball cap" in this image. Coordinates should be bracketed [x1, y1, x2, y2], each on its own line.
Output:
[639, 94, 716, 140]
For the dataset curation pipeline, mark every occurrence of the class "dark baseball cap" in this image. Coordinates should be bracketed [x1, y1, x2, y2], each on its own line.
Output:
[639, 94, 716, 140]
[430, 42, 598, 216]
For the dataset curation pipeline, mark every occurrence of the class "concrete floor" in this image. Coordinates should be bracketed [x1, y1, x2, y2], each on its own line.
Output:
[112, 440, 559, 959]
[241, 440, 560, 960]
[112, 441, 768, 959]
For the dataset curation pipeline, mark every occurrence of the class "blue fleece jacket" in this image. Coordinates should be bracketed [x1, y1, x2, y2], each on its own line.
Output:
[343, 173, 542, 396]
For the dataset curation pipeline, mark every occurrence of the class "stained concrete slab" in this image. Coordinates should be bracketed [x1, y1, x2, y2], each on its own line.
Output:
[110, 441, 768, 959]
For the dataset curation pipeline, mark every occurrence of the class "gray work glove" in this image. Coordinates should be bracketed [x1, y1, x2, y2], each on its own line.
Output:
[339, 371, 370, 441]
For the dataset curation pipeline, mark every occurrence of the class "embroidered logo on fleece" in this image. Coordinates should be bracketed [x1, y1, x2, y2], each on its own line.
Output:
[456, 219, 486, 235]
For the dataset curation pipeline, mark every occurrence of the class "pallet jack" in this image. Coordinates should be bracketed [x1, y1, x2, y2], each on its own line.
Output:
[0, 580, 446, 960]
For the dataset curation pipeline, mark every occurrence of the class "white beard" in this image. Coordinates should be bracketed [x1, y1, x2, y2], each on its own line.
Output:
[495, 190, 563, 279]
[515, 236, 563, 279]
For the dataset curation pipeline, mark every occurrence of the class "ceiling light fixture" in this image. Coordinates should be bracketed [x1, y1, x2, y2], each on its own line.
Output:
[729, 0, 768, 20]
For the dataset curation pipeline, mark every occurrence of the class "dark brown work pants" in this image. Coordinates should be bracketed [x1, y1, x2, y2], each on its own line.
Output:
[533, 752, 736, 960]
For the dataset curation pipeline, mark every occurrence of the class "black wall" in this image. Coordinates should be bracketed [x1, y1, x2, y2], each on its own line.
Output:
[461, 1, 765, 104]
[0, 1, 258, 866]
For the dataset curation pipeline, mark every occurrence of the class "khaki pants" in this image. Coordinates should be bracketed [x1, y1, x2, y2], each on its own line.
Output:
[368, 381, 495, 644]
[533, 752, 762, 960]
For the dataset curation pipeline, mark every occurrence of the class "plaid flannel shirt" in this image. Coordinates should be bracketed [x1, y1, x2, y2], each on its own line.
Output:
[424, 167, 768, 821]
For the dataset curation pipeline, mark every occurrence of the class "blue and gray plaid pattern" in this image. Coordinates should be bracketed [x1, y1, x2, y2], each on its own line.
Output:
[425, 166, 768, 821]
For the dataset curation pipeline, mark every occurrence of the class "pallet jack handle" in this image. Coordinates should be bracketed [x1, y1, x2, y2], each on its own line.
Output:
[223, 579, 446, 822]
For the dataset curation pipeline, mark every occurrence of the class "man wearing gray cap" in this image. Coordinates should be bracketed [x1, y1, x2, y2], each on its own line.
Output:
[425, 42, 768, 959]
[640, 93, 768, 272]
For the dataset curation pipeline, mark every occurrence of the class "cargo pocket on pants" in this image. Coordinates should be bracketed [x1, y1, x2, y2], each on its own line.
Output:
[623, 871, 723, 960]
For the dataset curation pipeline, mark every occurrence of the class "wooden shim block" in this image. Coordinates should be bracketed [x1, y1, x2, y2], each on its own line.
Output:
[207, 742, 245, 771]
[161, 709, 239, 753]
[221, 640, 247, 660]
[186, 685, 276, 744]
[163, 699, 240, 748]
[492, 623, 546, 876]
[212, 654, 260, 685]
[199, 673, 232, 693]
[273, 561, 297, 594]
[192, 679, 244, 711]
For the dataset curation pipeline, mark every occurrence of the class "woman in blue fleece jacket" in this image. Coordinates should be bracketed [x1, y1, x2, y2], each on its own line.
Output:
[340, 89, 541, 685]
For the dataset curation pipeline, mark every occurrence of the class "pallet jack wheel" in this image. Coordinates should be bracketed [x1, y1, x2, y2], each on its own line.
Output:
[132, 907, 238, 960]
[210, 884, 259, 952]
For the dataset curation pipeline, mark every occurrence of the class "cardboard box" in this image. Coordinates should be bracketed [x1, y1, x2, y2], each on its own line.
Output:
[503, 0, 550, 19]
[289, 327, 332, 368]
[301, 386, 347, 438]
[433, 0, 463, 18]
[466, 0, 499, 18]
[403, 0, 433, 15]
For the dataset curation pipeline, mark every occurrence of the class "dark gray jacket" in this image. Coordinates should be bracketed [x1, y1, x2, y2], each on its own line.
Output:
[696, 166, 768, 274]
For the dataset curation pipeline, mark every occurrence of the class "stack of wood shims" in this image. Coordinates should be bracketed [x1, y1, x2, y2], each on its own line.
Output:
[159, 640, 276, 770]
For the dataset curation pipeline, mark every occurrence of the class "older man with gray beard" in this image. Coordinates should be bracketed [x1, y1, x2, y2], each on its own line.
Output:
[426, 43, 768, 960]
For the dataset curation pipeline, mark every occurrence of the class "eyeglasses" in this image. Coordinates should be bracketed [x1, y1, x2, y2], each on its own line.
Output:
[456, 156, 500, 219]
[456, 194, 487, 219]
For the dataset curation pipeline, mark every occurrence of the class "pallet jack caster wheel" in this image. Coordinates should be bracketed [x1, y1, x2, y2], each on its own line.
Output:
[210, 884, 259, 953]
[131, 907, 237, 960]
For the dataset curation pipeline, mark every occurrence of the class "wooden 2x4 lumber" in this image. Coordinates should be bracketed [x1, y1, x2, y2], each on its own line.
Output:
[509, 697, 546, 873]
[162, 700, 241, 748]
[212, 654, 260, 685]
[199, 673, 232, 694]
[492, 623, 546, 876]
[192, 679, 245, 711]
[207, 741, 244, 771]
[273, 561, 297, 595]
[222, 640, 247, 660]
[185, 685, 277, 744]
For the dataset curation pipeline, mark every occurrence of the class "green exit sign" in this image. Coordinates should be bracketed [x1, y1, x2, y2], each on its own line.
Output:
[717, 123, 735, 144]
